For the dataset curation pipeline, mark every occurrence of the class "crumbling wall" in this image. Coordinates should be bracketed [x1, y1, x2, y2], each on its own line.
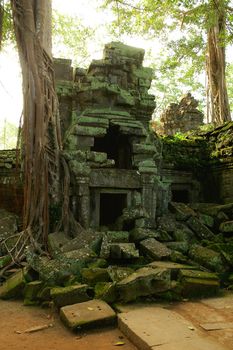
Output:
[200, 122, 233, 203]
[55, 42, 163, 230]
[159, 93, 204, 135]
[161, 121, 233, 204]
[0, 150, 23, 215]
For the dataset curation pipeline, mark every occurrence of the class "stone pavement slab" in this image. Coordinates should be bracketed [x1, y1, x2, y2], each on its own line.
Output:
[200, 322, 233, 331]
[201, 292, 233, 310]
[60, 299, 116, 330]
[118, 304, 230, 350]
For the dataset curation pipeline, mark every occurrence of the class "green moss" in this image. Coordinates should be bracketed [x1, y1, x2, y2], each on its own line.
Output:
[51, 284, 90, 307]
[23, 280, 44, 306]
[0, 255, 11, 269]
[94, 282, 117, 303]
[81, 268, 111, 285]
[37, 286, 51, 301]
[88, 259, 108, 269]
[0, 268, 27, 299]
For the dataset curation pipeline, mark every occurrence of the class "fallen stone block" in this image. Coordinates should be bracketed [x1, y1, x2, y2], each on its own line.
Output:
[140, 238, 171, 260]
[148, 261, 197, 279]
[110, 243, 139, 259]
[48, 231, 70, 257]
[129, 228, 160, 243]
[94, 282, 117, 303]
[0, 255, 11, 269]
[178, 269, 220, 298]
[51, 284, 91, 308]
[219, 221, 233, 234]
[187, 216, 214, 240]
[100, 231, 129, 259]
[207, 242, 233, 266]
[0, 268, 29, 299]
[26, 249, 91, 285]
[23, 281, 44, 306]
[156, 229, 173, 242]
[169, 202, 196, 221]
[60, 299, 116, 330]
[199, 213, 215, 228]
[62, 247, 96, 260]
[107, 266, 134, 283]
[117, 267, 171, 302]
[87, 258, 108, 268]
[37, 286, 52, 302]
[170, 250, 190, 264]
[157, 214, 177, 233]
[173, 223, 196, 243]
[189, 244, 226, 273]
[81, 268, 111, 285]
[61, 230, 103, 255]
[166, 241, 189, 254]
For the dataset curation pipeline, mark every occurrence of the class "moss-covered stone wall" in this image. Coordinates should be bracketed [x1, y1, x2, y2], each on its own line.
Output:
[0, 149, 23, 215]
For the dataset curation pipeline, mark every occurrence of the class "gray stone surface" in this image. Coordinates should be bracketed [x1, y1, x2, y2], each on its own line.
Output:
[110, 243, 139, 259]
[130, 228, 160, 243]
[178, 269, 220, 298]
[100, 231, 129, 259]
[51, 284, 90, 307]
[188, 244, 226, 273]
[200, 322, 233, 331]
[117, 267, 171, 302]
[187, 216, 214, 240]
[169, 202, 196, 221]
[60, 299, 116, 330]
[219, 221, 233, 233]
[0, 268, 28, 299]
[159, 93, 204, 136]
[118, 306, 227, 350]
[140, 238, 171, 260]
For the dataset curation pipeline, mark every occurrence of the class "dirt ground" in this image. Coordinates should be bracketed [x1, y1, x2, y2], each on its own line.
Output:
[171, 295, 233, 350]
[1, 294, 233, 350]
[0, 300, 137, 350]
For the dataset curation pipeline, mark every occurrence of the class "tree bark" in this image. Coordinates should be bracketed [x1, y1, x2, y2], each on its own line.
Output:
[206, 0, 231, 124]
[11, 0, 61, 247]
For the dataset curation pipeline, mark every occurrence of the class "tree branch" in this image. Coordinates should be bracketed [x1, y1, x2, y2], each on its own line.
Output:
[110, 0, 152, 13]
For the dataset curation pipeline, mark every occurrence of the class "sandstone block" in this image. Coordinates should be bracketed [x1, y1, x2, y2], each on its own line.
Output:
[60, 299, 116, 330]
[140, 238, 171, 260]
[51, 284, 90, 308]
[117, 267, 171, 302]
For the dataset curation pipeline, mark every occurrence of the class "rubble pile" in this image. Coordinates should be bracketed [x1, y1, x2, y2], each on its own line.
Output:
[0, 42, 233, 331]
[0, 201, 233, 329]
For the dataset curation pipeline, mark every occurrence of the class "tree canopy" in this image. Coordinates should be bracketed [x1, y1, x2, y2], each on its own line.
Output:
[1, 0, 233, 131]
[103, 0, 233, 122]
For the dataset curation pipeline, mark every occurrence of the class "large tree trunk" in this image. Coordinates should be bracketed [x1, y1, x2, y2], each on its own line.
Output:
[206, 0, 231, 124]
[11, 0, 61, 247]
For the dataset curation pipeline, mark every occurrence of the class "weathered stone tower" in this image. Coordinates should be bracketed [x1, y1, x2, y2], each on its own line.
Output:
[55, 42, 162, 230]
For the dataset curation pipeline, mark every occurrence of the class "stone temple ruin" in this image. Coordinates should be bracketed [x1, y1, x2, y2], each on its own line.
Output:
[158, 93, 204, 136]
[55, 42, 161, 230]
[0, 43, 233, 326]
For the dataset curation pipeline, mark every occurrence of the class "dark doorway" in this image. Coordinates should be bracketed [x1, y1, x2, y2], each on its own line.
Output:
[92, 126, 132, 169]
[172, 189, 189, 203]
[100, 193, 127, 226]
